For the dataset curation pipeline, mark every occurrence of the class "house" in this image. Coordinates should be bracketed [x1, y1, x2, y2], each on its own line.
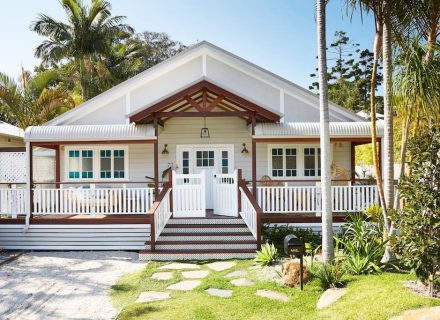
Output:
[0, 42, 382, 260]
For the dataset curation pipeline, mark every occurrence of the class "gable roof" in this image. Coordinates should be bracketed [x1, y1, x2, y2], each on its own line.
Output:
[46, 41, 364, 126]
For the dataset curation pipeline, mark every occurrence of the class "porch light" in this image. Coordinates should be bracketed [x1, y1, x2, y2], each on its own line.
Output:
[241, 143, 249, 154]
[200, 117, 210, 138]
[161, 144, 169, 155]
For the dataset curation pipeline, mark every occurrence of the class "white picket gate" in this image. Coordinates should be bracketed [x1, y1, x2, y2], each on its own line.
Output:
[212, 170, 238, 216]
[172, 170, 206, 217]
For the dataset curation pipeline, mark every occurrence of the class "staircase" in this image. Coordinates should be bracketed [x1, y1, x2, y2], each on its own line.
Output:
[139, 216, 258, 261]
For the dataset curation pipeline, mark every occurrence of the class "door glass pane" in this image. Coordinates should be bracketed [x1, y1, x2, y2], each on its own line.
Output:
[221, 151, 228, 173]
[285, 148, 297, 177]
[196, 149, 215, 167]
[114, 149, 125, 178]
[81, 150, 93, 179]
[272, 148, 283, 177]
[304, 147, 316, 176]
[182, 151, 189, 174]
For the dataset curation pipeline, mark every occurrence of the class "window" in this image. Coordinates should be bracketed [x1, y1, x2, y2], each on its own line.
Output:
[182, 151, 190, 174]
[271, 148, 283, 176]
[196, 150, 214, 167]
[221, 151, 229, 174]
[304, 147, 321, 177]
[271, 147, 297, 177]
[68, 149, 93, 179]
[67, 147, 127, 180]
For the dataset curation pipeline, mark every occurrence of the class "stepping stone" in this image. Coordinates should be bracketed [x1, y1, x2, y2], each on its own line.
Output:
[159, 263, 200, 270]
[167, 280, 201, 291]
[390, 306, 440, 320]
[182, 270, 209, 279]
[206, 288, 233, 298]
[225, 270, 247, 278]
[230, 278, 255, 287]
[136, 291, 170, 303]
[317, 288, 347, 309]
[256, 290, 289, 302]
[151, 272, 173, 281]
[207, 261, 236, 271]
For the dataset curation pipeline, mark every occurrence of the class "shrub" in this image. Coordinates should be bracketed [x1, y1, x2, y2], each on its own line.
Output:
[309, 262, 345, 290]
[335, 214, 386, 275]
[392, 127, 440, 297]
[254, 242, 279, 266]
[262, 224, 321, 254]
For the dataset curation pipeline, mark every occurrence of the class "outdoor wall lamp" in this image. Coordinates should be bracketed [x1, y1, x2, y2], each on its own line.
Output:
[161, 144, 169, 155]
[241, 143, 249, 154]
[200, 117, 210, 138]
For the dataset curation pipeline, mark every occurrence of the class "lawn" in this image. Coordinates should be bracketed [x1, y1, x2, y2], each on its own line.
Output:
[111, 260, 440, 320]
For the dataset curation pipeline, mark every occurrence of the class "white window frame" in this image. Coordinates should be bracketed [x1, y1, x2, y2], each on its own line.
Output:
[176, 144, 234, 174]
[267, 144, 332, 179]
[65, 145, 129, 181]
[303, 147, 321, 177]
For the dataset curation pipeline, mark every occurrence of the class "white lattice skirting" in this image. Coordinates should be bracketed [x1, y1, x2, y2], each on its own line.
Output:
[0, 152, 26, 183]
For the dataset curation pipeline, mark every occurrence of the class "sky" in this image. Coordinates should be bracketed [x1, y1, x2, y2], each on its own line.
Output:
[0, 0, 375, 90]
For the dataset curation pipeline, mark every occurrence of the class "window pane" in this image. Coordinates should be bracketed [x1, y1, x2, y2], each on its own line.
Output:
[286, 148, 297, 177]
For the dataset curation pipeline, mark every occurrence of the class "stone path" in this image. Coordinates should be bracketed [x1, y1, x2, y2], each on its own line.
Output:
[159, 263, 200, 270]
[317, 288, 347, 309]
[207, 261, 236, 271]
[230, 278, 255, 287]
[182, 270, 209, 279]
[136, 291, 170, 303]
[390, 306, 440, 320]
[167, 280, 201, 291]
[151, 272, 173, 280]
[225, 270, 247, 278]
[256, 290, 289, 302]
[206, 288, 233, 298]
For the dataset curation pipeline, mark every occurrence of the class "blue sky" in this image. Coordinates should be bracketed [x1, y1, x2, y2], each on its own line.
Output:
[0, 0, 375, 90]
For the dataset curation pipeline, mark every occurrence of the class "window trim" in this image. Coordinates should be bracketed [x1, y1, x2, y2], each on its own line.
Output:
[267, 144, 331, 179]
[65, 145, 129, 181]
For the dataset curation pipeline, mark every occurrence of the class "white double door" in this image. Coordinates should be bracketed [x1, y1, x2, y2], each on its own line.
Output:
[176, 145, 237, 216]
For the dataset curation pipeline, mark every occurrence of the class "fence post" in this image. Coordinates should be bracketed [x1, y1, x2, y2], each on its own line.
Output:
[90, 184, 96, 217]
[315, 182, 322, 217]
[169, 170, 173, 214]
[11, 184, 17, 219]
[237, 169, 242, 213]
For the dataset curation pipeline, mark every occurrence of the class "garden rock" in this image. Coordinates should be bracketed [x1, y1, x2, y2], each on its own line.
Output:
[136, 291, 170, 303]
[151, 272, 173, 281]
[230, 278, 255, 286]
[167, 280, 201, 291]
[206, 261, 236, 271]
[225, 270, 247, 278]
[159, 263, 200, 270]
[205, 288, 233, 297]
[182, 270, 209, 279]
[256, 290, 289, 302]
[317, 288, 347, 309]
[282, 259, 310, 287]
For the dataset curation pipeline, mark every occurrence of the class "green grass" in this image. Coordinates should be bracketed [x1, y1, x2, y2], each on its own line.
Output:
[111, 260, 440, 320]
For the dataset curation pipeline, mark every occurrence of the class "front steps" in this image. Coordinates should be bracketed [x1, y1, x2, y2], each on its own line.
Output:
[139, 216, 257, 261]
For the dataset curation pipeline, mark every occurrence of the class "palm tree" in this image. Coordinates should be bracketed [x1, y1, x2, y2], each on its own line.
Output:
[0, 69, 74, 129]
[316, 0, 333, 263]
[31, 0, 133, 101]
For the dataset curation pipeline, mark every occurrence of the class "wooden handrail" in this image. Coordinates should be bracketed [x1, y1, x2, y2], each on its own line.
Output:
[238, 179, 263, 249]
[147, 181, 171, 251]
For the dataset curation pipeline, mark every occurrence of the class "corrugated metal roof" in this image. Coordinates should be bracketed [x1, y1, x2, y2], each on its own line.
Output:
[254, 122, 383, 137]
[0, 121, 24, 138]
[24, 124, 155, 142]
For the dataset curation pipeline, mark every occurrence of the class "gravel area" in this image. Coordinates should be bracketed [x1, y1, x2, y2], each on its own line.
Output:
[0, 251, 145, 320]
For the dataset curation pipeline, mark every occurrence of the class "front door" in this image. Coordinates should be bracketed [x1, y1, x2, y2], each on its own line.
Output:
[176, 145, 234, 212]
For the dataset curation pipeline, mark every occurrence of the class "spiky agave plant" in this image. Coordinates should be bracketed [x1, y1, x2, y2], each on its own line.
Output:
[254, 242, 279, 267]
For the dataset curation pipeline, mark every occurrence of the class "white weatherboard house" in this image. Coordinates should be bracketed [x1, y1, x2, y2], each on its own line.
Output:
[0, 42, 382, 260]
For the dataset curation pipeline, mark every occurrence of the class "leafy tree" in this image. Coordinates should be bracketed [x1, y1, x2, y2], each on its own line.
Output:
[393, 128, 440, 297]
[31, 0, 133, 101]
[0, 69, 74, 128]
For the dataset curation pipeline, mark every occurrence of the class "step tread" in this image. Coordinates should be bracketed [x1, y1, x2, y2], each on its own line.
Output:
[158, 232, 254, 236]
[139, 249, 256, 254]
[164, 224, 247, 228]
[148, 240, 257, 245]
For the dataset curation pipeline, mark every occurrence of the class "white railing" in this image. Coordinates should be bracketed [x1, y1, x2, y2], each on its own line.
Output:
[0, 188, 26, 218]
[154, 188, 172, 241]
[257, 185, 379, 214]
[33, 186, 155, 215]
[172, 171, 205, 217]
[257, 186, 317, 213]
[239, 187, 258, 239]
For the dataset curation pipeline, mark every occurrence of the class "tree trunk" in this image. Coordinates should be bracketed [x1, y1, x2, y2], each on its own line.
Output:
[316, 0, 333, 263]
[424, 2, 440, 64]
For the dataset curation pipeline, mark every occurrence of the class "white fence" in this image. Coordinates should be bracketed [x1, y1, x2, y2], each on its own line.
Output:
[33, 186, 155, 215]
[257, 185, 379, 214]
[213, 170, 238, 216]
[172, 171, 205, 217]
[239, 187, 258, 239]
[154, 188, 172, 241]
[0, 188, 26, 218]
[0, 152, 26, 183]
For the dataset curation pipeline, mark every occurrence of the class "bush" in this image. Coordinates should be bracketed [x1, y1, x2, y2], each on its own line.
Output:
[335, 214, 386, 275]
[309, 262, 345, 290]
[392, 127, 440, 297]
[262, 224, 321, 254]
[254, 242, 279, 266]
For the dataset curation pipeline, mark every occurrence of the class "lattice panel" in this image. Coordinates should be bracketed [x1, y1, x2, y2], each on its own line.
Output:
[0, 152, 26, 183]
